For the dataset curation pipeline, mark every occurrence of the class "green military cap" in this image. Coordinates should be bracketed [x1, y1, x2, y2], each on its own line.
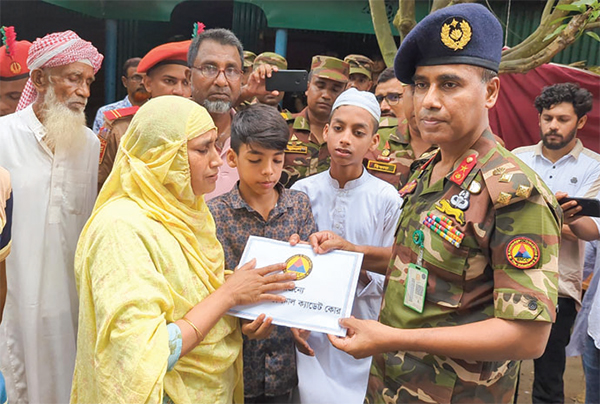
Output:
[310, 55, 349, 83]
[344, 54, 373, 79]
[243, 50, 257, 68]
[254, 52, 288, 70]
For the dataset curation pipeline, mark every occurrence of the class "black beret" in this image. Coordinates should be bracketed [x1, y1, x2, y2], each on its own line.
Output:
[394, 3, 503, 84]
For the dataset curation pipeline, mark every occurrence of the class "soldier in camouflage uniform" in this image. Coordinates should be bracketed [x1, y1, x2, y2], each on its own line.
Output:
[366, 70, 436, 188]
[313, 4, 561, 403]
[242, 50, 256, 85]
[238, 52, 288, 111]
[254, 52, 288, 107]
[280, 55, 349, 188]
[344, 54, 374, 92]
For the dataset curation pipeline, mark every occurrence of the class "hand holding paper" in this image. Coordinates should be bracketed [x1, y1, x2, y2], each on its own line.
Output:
[327, 317, 393, 359]
[222, 258, 295, 306]
[228, 236, 364, 336]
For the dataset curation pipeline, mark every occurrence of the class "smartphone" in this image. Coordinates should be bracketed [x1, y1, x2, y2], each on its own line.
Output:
[561, 197, 600, 217]
[266, 70, 308, 92]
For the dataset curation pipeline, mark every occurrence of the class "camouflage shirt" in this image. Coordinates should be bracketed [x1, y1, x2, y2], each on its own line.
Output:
[367, 131, 561, 404]
[364, 117, 437, 189]
[280, 107, 331, 188]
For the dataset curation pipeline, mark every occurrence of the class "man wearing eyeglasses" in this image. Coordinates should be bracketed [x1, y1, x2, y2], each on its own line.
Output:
[92, 57, 148, 133]
[365, 67, 435, 189]
[187, 29, 247, 201]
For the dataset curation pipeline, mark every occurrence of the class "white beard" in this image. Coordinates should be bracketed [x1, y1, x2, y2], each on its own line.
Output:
[41, 86, 87, 154]
[203, 99, 231, 114]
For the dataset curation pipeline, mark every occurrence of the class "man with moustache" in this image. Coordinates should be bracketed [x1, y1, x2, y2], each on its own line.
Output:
[0, 26, 31, 117]
[513, 83, 600, 404]
[189, 29, 276, 200]
[280, 56, 349, 188]
[366, 69, 435, 188]
[0, 30, 102, 404]
[311, 4, 561, 402]
[187, 28, 244, 200]
[92, 57, 148, 133]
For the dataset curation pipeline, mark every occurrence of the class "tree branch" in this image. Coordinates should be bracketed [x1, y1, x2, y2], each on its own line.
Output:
[395, 0, 416, 43]
[431, 0, 452, 13]
[541, 0, 556, 23]
[369, 0, 398, 67]
[502, 0, 575, 59]
[500, 7, 593, 74]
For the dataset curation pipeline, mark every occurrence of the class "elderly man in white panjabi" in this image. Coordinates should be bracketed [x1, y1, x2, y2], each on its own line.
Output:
[0, 30, 103, 404]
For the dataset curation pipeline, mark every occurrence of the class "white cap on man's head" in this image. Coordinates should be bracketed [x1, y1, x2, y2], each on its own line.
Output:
[331, 87, 381, 122]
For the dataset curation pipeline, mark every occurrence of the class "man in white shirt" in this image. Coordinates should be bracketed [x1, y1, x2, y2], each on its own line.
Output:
[0, 30, 102, 404]
[513, 82, 599, 404]
[291, 89, 402, 404]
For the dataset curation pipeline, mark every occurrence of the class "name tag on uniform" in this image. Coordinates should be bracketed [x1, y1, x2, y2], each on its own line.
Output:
[285, 145, 308, 154]
[98, 137, 107, 164]
[367, 160, 396, 174]
[404, 263, 428, 313]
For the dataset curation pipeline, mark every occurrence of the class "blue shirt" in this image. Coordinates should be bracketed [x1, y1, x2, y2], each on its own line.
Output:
[92, 96, 132, 133]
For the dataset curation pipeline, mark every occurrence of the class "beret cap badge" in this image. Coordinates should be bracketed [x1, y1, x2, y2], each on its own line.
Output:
[9, 61, 22, 74]
[440, 17, 472, 51]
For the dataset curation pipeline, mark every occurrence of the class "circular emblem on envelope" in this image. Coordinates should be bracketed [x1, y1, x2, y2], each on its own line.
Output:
[285, 254, 313, 280]
[440, 17, 472, 51]
[506, 237, 540, 269]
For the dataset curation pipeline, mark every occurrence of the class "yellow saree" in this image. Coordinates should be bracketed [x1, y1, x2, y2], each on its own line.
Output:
[71, 96, 243, 403]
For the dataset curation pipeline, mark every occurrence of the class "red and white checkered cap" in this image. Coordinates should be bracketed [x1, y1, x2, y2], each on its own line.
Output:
[16, 30, 103, 111]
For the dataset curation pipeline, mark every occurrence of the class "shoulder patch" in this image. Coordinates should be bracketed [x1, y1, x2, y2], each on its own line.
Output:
[281, 110, 294, 121]
[506, 237, 540, 269]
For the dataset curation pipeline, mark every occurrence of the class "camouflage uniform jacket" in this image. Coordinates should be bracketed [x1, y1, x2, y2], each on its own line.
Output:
[280, 107, 330, 188]
[364, 117, 436, 189]
[367, 130, 561, 404]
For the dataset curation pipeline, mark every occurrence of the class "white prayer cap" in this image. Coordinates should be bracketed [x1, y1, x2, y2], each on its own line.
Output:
[331, 87, 381, 122]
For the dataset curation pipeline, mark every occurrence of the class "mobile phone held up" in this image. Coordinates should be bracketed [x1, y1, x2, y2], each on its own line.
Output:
[561, 197, 600, 217]
[265, 70, 308, 93]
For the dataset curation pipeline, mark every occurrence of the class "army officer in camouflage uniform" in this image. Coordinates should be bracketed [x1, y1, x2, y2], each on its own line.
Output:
[310, 4, 561, 403]
[280, 56, 349, 188]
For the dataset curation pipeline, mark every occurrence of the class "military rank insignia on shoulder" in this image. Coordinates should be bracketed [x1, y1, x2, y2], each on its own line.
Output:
[285, 134, 307, 154]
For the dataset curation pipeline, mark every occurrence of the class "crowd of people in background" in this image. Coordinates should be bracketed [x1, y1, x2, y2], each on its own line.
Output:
[0, 3, 598, 404]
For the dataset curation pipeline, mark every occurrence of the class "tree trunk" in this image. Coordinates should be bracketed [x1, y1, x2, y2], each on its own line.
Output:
[369, 0, 397, 67]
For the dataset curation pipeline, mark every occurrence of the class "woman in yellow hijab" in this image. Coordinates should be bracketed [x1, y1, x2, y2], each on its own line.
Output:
[71, 96, 295, 404]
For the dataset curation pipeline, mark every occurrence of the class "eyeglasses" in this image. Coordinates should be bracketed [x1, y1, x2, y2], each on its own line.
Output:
[376, 93, 402, 105]
[191, 65, 242, 81]
[128, 74, 144, 83]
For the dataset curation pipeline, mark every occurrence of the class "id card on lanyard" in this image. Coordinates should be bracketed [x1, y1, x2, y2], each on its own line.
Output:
[404, 230, 428, 313]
